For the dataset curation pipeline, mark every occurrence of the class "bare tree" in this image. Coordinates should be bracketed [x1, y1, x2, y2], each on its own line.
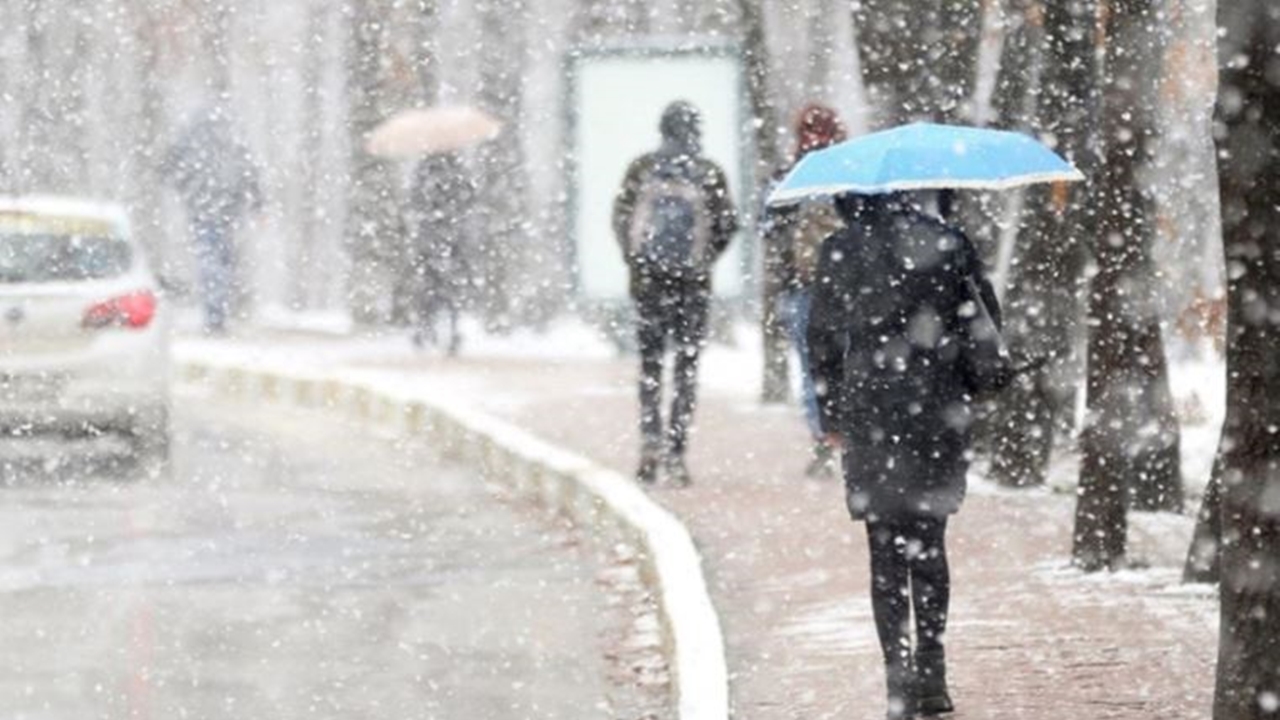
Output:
[1073, 0, 1182, 572]
[410, 0, 440, 101]
[1187, 3, 1280, 715]
[1184, 437, 1224, 583]
[852, 0, 984, 127]
[127, 1, 173, 274]
[735, 0, 789, 403]
[343, 0, 401, 325]
[989, 0, 1043, 132]
[12, 0, 91, 193]
[474, 0, 534, 327]
[989, 0, 1097, 488]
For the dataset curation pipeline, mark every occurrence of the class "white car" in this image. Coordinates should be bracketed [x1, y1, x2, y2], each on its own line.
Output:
[0, 196, 171, 463]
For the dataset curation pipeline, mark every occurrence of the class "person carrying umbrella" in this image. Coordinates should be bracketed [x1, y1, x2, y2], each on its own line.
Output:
[403, 151, 475, 354]
[809, 190, 994, 718]
[364, 105, 499, 348]
[613, 101, 739, 486]
[774, 123, 1081, 718]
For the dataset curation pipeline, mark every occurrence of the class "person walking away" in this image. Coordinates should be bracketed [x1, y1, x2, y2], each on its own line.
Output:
[161, 107, 262, 335]
[762, 103, 848, 477]
[613, 101, 738, 486]
[807, 192, 1002, 718]
[404, 151, 475, 355]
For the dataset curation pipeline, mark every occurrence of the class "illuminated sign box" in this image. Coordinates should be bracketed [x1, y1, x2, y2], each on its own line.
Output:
[566, 43, 751, 303]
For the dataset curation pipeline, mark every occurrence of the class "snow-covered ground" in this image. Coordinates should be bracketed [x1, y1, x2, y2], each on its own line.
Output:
[183, 310, 1227, 503]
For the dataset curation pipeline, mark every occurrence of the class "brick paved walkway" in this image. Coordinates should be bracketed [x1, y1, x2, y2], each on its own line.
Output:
[352, 350, 1217, 720]
[215, 331, 1219, 719]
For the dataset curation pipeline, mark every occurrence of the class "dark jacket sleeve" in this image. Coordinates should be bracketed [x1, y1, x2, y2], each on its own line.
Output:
[703, 163, 739, 256]
[612, 157, 649, 260]
[806, 234, 850, 434]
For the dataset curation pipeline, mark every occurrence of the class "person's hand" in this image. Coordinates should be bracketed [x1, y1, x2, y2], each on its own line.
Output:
[823, 432, 845, 450]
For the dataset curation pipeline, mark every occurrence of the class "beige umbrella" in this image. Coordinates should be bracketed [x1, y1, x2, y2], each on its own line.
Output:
[365, 106, 502, 158]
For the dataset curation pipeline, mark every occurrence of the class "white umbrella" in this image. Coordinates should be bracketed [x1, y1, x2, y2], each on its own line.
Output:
[365, 106, 502, 159]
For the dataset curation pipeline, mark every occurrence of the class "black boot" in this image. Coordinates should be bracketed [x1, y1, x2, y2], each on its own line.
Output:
[914, 650, 954, 715]
[885, 656, 916, 720]
[664, 451, 692, 487]
[636, 447, 661, 485]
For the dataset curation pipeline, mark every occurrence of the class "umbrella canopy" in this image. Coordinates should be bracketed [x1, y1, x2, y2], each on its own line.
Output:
[767, 122, 1084, 206]
[366, 106, 502, 159]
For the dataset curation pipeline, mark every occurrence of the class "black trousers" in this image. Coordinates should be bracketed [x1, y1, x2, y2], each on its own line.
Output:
[634, 276, 709, 457]
[865, 516, 950, 667]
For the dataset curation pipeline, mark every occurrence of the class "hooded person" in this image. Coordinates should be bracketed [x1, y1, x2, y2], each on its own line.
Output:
[612, 100, 739, 486]
[807, 191, 1001, 719]
[762, 103, 849, 478]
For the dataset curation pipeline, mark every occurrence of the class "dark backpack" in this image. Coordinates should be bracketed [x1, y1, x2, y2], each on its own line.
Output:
[628, 164, 713, 275]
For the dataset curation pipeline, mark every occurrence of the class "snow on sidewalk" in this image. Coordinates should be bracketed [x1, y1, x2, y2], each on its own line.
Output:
[179, 320, 1223, 719]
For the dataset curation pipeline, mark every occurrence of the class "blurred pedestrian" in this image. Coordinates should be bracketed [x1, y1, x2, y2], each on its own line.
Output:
[613, 101, 738, 486]
[404, 151, 475, 355]
[762, 103, 848, 477]
[161, 106, 262, 334]
[807, 191, 1001, 719]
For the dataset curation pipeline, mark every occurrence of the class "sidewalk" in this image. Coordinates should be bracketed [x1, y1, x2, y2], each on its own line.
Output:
[192, 327, 1219, 719]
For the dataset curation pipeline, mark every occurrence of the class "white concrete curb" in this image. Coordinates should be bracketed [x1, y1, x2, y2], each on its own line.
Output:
[177, 358, 730, 720]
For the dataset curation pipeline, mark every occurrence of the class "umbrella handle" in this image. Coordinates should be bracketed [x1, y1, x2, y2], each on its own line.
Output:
[1009, 354, 1053, 376]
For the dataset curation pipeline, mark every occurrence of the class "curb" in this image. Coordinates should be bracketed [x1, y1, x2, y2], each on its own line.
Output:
[176, 358, 730, 720]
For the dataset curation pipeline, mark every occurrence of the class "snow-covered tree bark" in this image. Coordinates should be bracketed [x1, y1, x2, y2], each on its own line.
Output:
[852, 0, 984, 126]
[990, 0, 1097, 488]
[1185, 436, 1224, 583]
[1073, 0, 1183, 571]
[989, 0, 1043, 132]
[343, 0, 401, 325]
[473, 0, 533, 328]
[410, 0, 440, 101]
[737, 0, 789, 403]
[1200, 3, 1280, 716]
[127, 1, 170, 271]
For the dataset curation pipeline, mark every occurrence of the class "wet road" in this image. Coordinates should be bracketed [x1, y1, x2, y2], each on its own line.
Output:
[0, 396, 607, 719]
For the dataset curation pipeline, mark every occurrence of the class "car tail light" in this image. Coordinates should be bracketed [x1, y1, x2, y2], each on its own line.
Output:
[83, 291, 157, 330]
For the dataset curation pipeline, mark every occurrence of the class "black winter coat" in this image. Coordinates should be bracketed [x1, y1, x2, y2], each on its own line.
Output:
[807, 201, 999, 521]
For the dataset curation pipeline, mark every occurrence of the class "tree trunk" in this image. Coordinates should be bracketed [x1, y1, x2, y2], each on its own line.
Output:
[1073, 0, 1183, 571]
[989, 0, 1096, 488]
[344, 0, 400, 325]
[411, 0, 439, 102]
[129, 2, 170, 275]
[804, 0, 837, 101]
[989, 0, 1042, 132]
[1184, 433, 1223, 583]
[1208, 3, 1280, 716]
[294, 5, 330, 311]
[852, 0, 983, 127]
[736, 0, 788, 404]
[475, 0, 532, 328]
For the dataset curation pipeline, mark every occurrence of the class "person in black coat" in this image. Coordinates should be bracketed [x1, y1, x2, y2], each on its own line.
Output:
[612, 101, 738, 486]
[807, 191, 1000, 719]
[404, 151, 475, 354]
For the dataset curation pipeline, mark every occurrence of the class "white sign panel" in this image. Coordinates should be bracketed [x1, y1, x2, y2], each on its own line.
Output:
[570, 48, 748, 301]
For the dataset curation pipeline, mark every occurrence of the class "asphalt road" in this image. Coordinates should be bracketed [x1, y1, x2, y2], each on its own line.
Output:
[0, 395, 609, 719]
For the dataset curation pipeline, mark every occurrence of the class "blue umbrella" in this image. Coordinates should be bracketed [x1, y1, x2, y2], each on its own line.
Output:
[767, 122, 1084, 206]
